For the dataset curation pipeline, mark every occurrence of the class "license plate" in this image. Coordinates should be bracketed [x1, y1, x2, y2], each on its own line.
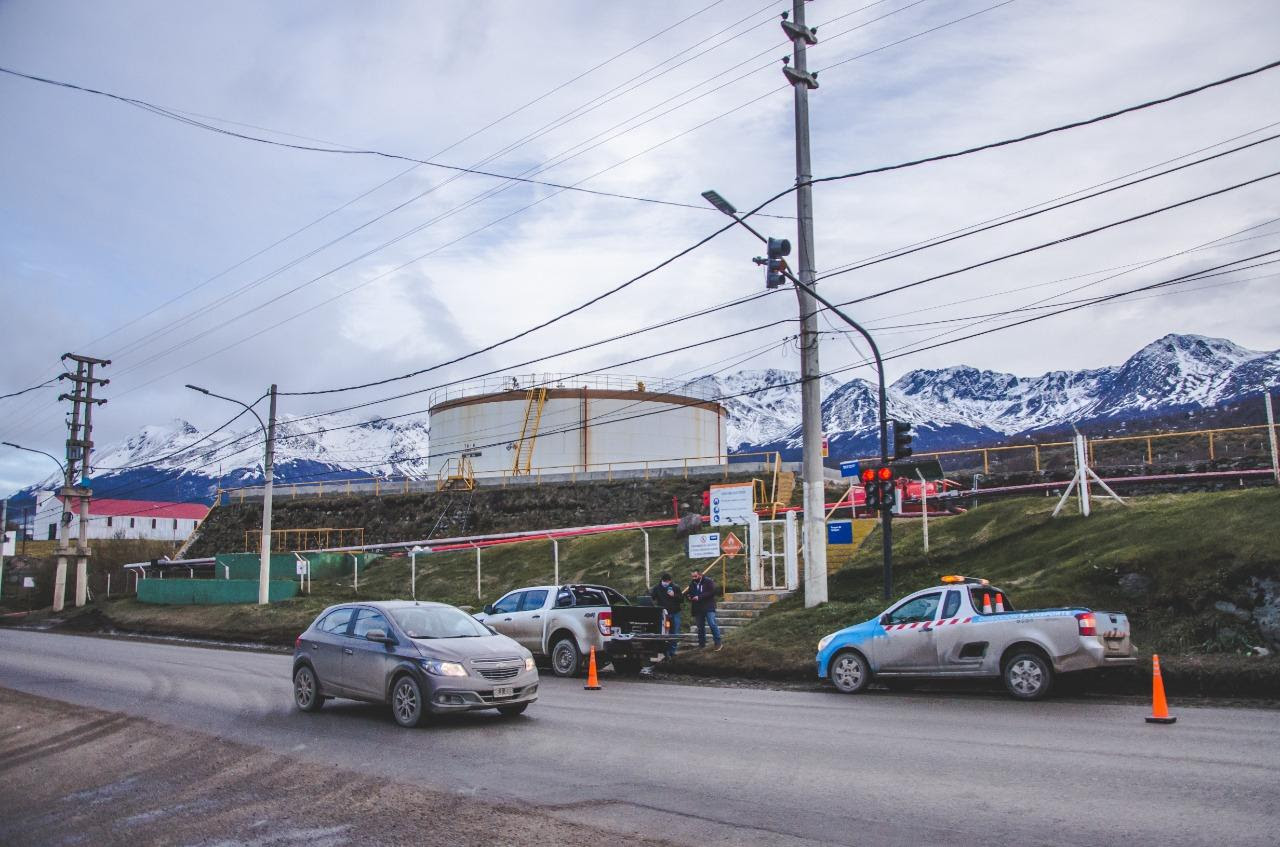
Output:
[493, 686, 514, 699]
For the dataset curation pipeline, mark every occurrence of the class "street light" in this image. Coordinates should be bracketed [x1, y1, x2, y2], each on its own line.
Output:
[186, 383, 277, 605]
[702, 189, 897, 599]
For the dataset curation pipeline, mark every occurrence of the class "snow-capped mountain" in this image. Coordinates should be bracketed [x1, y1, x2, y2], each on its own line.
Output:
[751, 334, 1280, 458]
[15, 414, 431, 504]
[687, 369, 842, 449]
[6, 333, 1277, 502]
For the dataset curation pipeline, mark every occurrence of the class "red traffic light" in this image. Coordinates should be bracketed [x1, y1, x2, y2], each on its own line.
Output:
[876, 466, 894, 481]
[860, 468, 876, 483]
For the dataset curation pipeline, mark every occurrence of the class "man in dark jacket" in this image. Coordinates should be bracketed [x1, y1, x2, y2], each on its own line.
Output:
[687, 569, 722, 650]
[650, 572, 684, 657]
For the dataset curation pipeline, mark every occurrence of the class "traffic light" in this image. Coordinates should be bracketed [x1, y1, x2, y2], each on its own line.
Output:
[892, 419, 914, 461]
[753, 237, 791, 289]
[862, 466, 896, 513]
[876, 465, 896, 513]
[860, 467, 880, 511]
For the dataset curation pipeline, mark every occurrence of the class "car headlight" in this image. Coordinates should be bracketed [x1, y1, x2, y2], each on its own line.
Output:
[817, 633, 835, 652]
[422, 659, 468, 677]
[524, 656, 536, 672]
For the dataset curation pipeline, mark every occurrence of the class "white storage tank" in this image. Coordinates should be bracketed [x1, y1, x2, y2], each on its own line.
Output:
[428, 374, 727, 477]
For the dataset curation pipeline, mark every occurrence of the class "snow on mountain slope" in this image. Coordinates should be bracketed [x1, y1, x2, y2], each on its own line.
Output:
[686, 369, 841, 449]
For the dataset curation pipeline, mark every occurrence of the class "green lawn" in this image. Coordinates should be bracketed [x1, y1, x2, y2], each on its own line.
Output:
[671, 488, 1280, 692]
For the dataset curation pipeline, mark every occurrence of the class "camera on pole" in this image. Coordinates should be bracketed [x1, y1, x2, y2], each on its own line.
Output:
[753, 237, 791, 289]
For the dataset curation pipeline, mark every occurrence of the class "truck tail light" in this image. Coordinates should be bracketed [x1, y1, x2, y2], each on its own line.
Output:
[598, 611, 613, 636]
[1075, 612, 1097, 637]
[295, 635, 302, 650]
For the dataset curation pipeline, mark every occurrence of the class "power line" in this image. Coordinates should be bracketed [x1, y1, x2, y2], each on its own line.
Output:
[0, 378, 58, 401]
[0, 64, 744, 215]
[826, 169, 1280, 304]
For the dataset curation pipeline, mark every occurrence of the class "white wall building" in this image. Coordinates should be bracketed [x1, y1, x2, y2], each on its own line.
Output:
[32, 491, 209, 542]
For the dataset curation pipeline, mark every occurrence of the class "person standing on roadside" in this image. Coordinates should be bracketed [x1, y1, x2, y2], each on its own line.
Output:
[650, 572, 684, 658]
[687, 569, 722, 650]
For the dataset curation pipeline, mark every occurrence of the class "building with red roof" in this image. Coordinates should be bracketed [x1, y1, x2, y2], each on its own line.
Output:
[32, 491, 210, 543]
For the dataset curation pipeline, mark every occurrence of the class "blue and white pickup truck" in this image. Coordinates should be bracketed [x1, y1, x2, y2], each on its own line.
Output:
[816, 576, 1137, 700]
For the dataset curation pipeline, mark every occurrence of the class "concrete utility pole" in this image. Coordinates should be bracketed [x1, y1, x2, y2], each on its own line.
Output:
[782, 0, 827, 608]
[260, 384, 277, 606]
[0, 498, 7, 601]
[186, 382, 276, 605]
[1266, 390, 1279, 485]
[54, 354, 109, 611]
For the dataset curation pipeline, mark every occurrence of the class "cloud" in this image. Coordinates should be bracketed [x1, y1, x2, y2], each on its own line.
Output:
[1, 0, 1278, 493]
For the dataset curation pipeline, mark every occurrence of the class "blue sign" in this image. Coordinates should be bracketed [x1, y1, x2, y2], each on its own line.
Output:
[839, 461, 861, 478]
[827, 520, 853, 545]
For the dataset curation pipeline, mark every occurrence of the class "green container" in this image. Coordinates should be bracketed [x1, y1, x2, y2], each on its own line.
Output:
[137, 578, 298, 605]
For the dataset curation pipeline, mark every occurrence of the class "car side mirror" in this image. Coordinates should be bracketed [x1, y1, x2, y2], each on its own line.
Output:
[365, 628, 391, 644]
[879, 614, 890, 626]
[482, 604, 494, 615]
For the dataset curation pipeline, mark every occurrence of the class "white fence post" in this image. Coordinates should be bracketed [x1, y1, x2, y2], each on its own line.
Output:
[1266, 391, 1279, 484]
[784, 509, 799, 591]
[475, 545, 482, 600]
[918, 470, 930, 553]
[641, 528, 650, 588]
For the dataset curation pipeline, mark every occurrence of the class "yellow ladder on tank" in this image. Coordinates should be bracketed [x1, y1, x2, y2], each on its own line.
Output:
[511, 387, 547, 475]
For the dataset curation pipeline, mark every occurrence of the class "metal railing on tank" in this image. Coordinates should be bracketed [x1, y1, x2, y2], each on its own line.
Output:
[426, 372, 721, 408]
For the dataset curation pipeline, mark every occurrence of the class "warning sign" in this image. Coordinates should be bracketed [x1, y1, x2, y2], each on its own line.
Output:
[720, 532, 743, 557]
[709, 482, 754, 526]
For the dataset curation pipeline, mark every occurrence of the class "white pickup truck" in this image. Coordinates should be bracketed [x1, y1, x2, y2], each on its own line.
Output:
[475, 583, 674, 677]
[815, 576, 1137, 699]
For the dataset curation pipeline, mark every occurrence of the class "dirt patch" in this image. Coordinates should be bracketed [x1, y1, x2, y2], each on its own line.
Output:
[0, 686, 682, 847]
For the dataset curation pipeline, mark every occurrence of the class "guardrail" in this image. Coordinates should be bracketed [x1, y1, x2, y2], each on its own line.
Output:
[426, 372, 721, 408]
[844, 424, 1278, 476]
[216, 451, 783, 503]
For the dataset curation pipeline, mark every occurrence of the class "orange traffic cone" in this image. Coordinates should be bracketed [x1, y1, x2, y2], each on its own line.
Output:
[584, 646, 602, 691]
[994, 593, 1005, 613]
[982, 593, 993, 614]
[1145, 654, 1176, 724]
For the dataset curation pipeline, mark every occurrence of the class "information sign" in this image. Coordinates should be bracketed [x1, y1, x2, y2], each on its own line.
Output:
[687, 532, 721, 558]
[709, 482, 754, 526]
[827, 521, 853, 545]
[839, 461, 861, 478]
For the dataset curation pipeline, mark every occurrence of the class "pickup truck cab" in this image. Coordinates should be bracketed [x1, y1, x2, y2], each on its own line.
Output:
[475, 584, 673, 677]
[816, 575, 1137, 700]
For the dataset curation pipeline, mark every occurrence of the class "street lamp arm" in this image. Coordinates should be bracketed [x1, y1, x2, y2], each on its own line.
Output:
[185, 385, 267, 435]
[700, 195, 890, 464]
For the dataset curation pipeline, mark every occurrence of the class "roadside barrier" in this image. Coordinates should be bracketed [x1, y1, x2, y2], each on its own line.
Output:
[1146, 654, 1177, 724]
[584, 647, 601, 691]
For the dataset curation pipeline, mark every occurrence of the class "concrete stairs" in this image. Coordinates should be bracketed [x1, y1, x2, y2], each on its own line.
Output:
[771, 471, 796, 513]
[676, 589, 794, 644]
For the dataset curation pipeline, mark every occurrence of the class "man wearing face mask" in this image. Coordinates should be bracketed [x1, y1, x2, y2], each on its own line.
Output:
[650, 572, 684, 658]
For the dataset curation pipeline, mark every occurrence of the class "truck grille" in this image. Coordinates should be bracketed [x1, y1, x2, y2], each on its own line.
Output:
[476, 666, 520, 681]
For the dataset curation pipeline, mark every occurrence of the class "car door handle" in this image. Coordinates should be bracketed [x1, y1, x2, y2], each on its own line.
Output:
[343, 648, 353, 655]
[531, 615, 541, 620]
[503, 617, 513, 622]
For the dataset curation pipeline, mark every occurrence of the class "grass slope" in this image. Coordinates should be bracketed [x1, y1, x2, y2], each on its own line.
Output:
[672, 488, 1280, 694]
[90, 525, 754, 644]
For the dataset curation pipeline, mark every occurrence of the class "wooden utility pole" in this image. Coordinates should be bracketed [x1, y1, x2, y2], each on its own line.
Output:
[53, 353, 109, 611]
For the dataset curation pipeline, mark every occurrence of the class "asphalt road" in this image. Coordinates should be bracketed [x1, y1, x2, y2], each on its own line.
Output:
[1, 629, 1277, 847]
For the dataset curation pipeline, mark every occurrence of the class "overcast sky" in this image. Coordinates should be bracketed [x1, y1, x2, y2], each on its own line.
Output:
[2, 0, 1278, 494]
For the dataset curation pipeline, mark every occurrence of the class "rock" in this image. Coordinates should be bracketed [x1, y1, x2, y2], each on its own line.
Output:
[1118, 573, 1153, 597]
[1213, 600, 1251, 621]
[1251, 578, 1280, 649]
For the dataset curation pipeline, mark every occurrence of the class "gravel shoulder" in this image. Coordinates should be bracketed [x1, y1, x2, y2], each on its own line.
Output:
[0, 686, 681, 847]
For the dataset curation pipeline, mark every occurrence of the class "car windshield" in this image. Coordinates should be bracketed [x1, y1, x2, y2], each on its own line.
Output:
[390, 606, 491, 639]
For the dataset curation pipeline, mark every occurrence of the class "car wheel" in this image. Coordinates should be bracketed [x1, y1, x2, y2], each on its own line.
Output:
[293, 665, 323, 712]
[390, 675, 426, 727]
[1003, 651, 1053, 700]
[829, 650, 870, 694]
[497, 702, 529, 717]
[550, 637, 582, 678]
[611, 657, 643, 676]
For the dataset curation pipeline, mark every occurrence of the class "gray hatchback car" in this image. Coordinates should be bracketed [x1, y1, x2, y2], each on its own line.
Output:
[292, 600, 538, 727]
